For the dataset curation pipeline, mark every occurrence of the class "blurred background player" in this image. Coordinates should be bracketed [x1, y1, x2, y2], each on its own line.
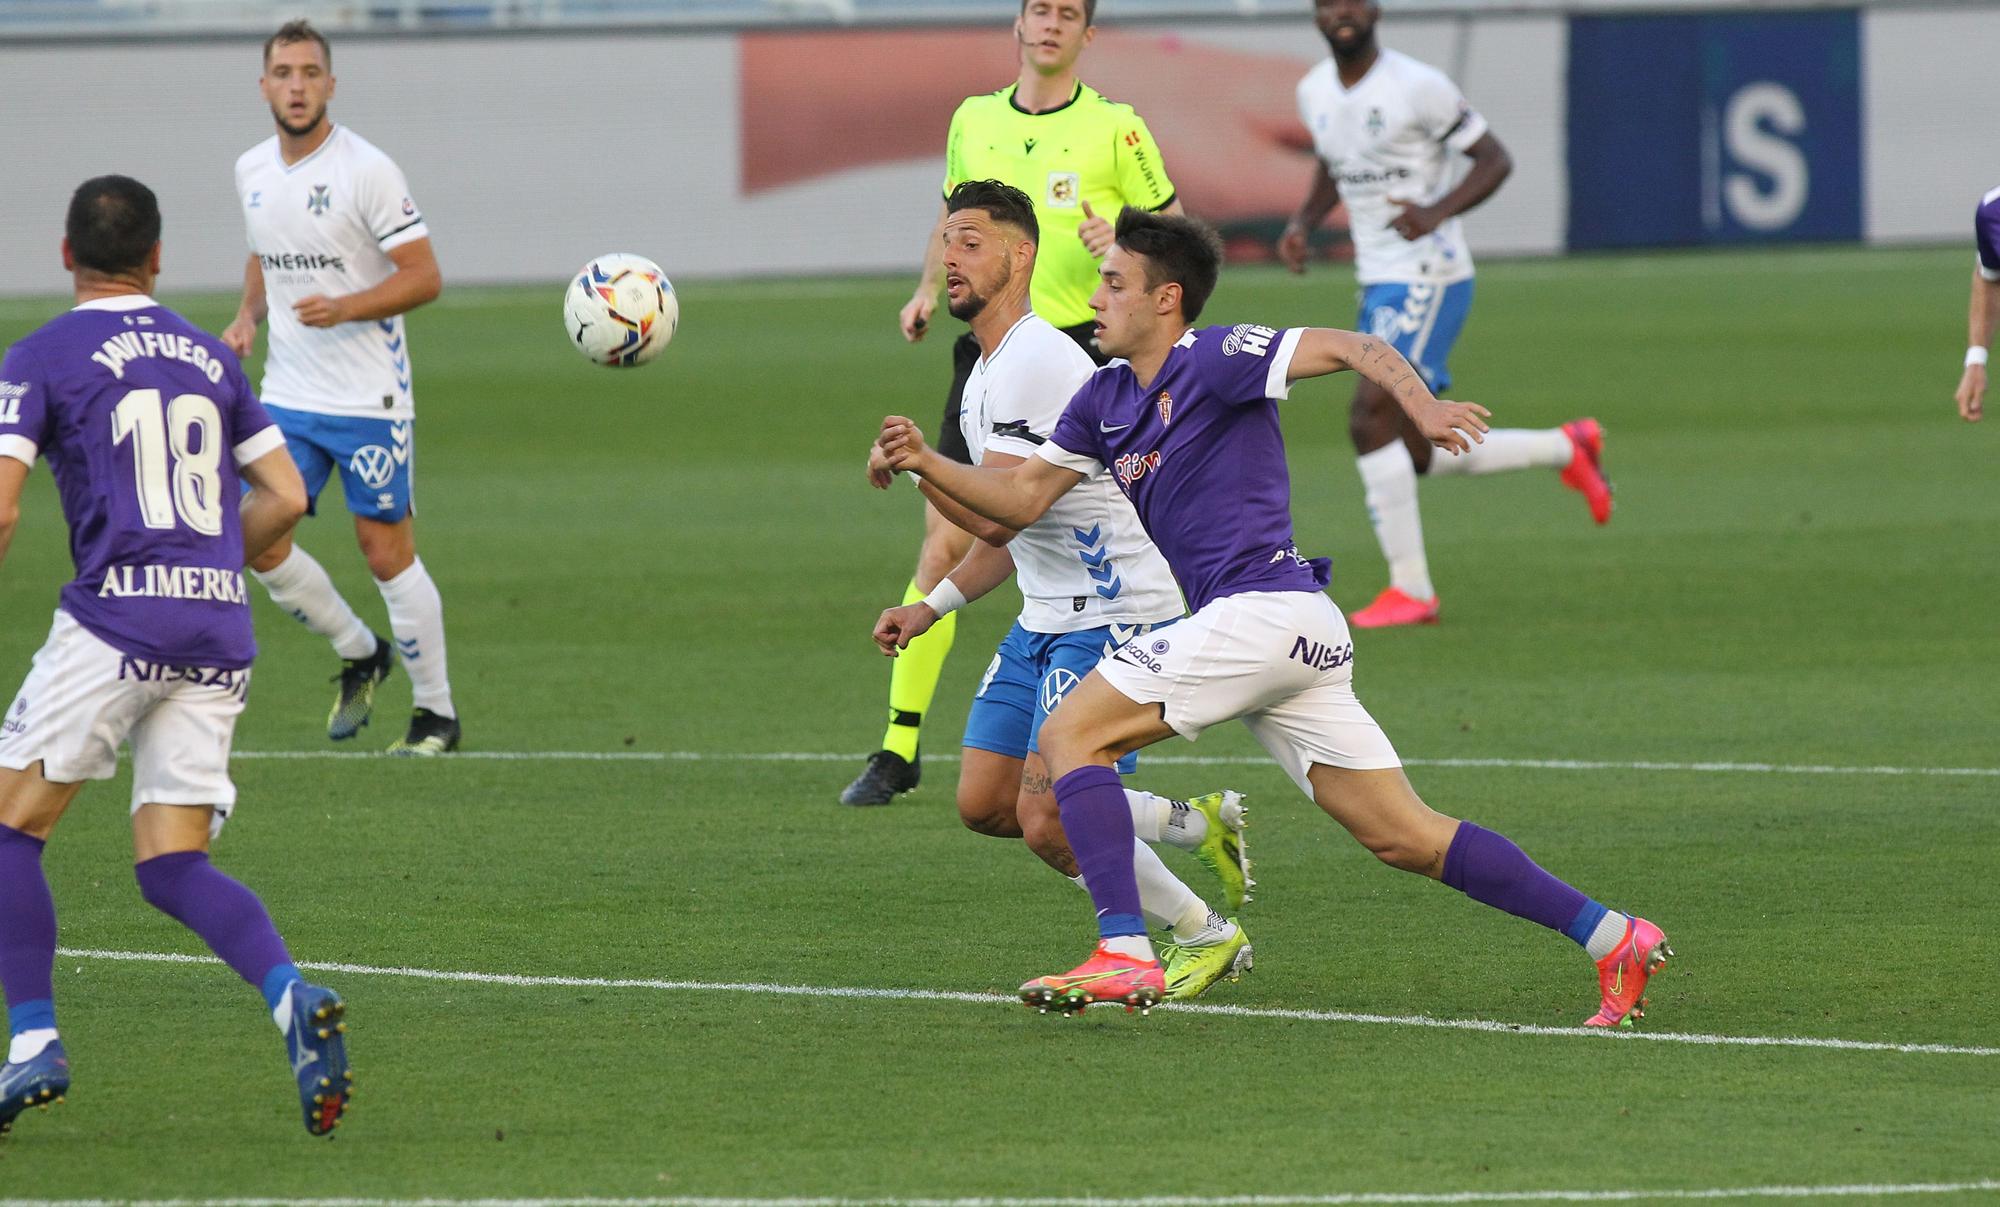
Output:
[222, 20, 457, 753]
[0, 176, 351, 1137]
[1953, 184, 1999, 423]
[1277, 0, 1611, 629]
[867, 181, 1251, 1000]
[877, 208, 1668, 1024]
[843, 0, 1184, 804]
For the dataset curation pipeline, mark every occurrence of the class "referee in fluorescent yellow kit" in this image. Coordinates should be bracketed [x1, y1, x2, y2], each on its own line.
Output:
[840, 0, 1184, 805]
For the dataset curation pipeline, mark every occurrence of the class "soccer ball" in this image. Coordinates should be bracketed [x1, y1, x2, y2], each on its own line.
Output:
[564, 254, 678, 367]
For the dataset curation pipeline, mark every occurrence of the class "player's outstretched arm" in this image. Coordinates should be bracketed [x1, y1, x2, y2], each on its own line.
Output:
[239, 446, 309, 564]
[1287, 328, 1491, 455]
[294, 238, 442, 328]
[221, 254, 267, 359]
[873, 540, 1016, 657]
[877, 416, 1082, 530]
[0, 457, 28, 570]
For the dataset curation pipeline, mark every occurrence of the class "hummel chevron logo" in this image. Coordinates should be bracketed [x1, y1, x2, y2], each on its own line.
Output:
[1071, 525, 1121, 600]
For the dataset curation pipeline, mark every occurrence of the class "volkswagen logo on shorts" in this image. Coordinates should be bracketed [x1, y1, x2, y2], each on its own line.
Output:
[1040, 667, 1081, 713]
[349, 445, 397, 490]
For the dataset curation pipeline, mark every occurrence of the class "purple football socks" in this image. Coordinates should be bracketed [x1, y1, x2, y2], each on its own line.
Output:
[1442, 821, 1610, 947]
[0, 824, 58, 1041]
[135, 851, 297, 1003]
[1052, 765, 1147, 939]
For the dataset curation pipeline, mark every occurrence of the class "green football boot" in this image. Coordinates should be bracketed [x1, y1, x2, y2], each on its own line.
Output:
[1185, 790, 1253, 911]
[1160, 918, 1253, 1002]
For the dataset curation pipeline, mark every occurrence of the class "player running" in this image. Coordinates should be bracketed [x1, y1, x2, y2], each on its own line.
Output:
[222, 20, 458, 753]
[1951, 184, 1999, 422]
[843, 0, 1184, 805]
[877, 208, 1670, 1024]
[0, 176, 352, 1137]
[1277, 0, 1611, 629]
[867, 182, 1250, 1001]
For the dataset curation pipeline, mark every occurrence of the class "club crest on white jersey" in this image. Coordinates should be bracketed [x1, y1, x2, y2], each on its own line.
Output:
[235, 125, 430, 419]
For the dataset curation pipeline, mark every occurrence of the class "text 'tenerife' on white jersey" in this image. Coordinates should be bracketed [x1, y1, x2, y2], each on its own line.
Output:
[1297, 48, 1488, 286]
[957, 314, 1183, 634]
[235, 125, 429, 418]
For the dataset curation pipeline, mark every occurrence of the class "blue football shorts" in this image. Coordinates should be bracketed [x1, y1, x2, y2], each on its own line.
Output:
[266, 405, 415, 521]
[963, 620, 1172, 776]
[1356, 278, 1475, 392]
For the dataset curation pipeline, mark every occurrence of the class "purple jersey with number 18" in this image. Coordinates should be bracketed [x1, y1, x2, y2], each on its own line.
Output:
[1038, 323, 1330, 613]
[0, 296, 282, 669]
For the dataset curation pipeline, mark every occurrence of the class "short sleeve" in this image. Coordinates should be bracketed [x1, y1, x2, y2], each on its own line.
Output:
[984, 343, 1094, 461]
[1112, 108, 1177, 212]
[1976, 189, 2000, 283]
[1193, 325, 1305, 404]
[1412, 68, 1488, 155]
[359, 153, 429, 252]
[0, 343, 51, 468]
[219, 355, 282, 468]
[942, 103, 969, 198]
[1039, 380, 1106, 476]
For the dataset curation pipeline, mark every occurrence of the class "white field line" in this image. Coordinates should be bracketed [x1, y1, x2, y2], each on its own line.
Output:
[4, 1183, 2000, 1206]
[226, 749, 2000, 779]
[53, 947, 2000, 1059]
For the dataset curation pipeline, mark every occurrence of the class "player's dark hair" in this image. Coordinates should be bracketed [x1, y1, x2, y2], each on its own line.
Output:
[66, 175, 161, 277]
[946, 179, 1040, 244]
[1020, 0, 1098, 26]
[264, 18, 331, 68]
[1113, 207, 1224, 323]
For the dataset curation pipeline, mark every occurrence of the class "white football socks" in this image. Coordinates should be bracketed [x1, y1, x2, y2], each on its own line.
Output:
[7, 1028, 58, 1064]
[1068, 839, 1209, 949]
[1356, 442, 1435, 601]
[1583, 910, 1630, 962]
[1125, 789, 1208, 850]
[1425, 427, 1573, 477]
[376, 558, 454, 718]
[252, 547, 377, 660]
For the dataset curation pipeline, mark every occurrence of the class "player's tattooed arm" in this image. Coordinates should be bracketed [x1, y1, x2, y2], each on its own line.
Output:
[1287, 329, 1491, 454]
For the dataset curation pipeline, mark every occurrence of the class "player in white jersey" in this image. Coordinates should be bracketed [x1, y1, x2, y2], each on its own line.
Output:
[221, 20, 458, 754]
[868, 182, 1252, 1001]
[1278, 0, 1613, 629]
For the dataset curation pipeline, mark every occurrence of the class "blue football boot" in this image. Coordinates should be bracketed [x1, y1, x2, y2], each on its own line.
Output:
[283, 984, 351, 1136]
[0, 1040, 69, 1136]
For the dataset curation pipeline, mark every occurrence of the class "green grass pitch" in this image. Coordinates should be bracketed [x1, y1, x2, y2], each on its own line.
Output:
[0, 246, 1994, 1202]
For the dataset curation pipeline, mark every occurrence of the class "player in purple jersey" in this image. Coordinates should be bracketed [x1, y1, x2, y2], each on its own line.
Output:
[0, 177, 352, 1137]
[879, 207, 1671, 1023]
[1952, 185, 1999, 423]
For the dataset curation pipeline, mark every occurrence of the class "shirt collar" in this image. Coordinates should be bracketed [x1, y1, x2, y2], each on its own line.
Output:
[72, 295, 158, 313]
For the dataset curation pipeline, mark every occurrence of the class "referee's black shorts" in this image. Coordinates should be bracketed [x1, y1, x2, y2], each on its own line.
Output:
[937, 318, 1106, 465]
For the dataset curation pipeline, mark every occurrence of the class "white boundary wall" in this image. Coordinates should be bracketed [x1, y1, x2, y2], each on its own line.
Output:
[0, 5, 1991, 297]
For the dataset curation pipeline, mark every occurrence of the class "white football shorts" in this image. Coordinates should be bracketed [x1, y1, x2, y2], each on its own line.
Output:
[1092, 589, 1400, 794]
[0, 610, 248, 832]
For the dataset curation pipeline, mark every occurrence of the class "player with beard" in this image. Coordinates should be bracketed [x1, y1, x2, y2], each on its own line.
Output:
[876, 208, 1670, 1025]
[869, 182, 1251, 1001]
[223, 20, 457, 754]
[842, 0, 1185, 806]
[1277, 0, 1612, 629]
